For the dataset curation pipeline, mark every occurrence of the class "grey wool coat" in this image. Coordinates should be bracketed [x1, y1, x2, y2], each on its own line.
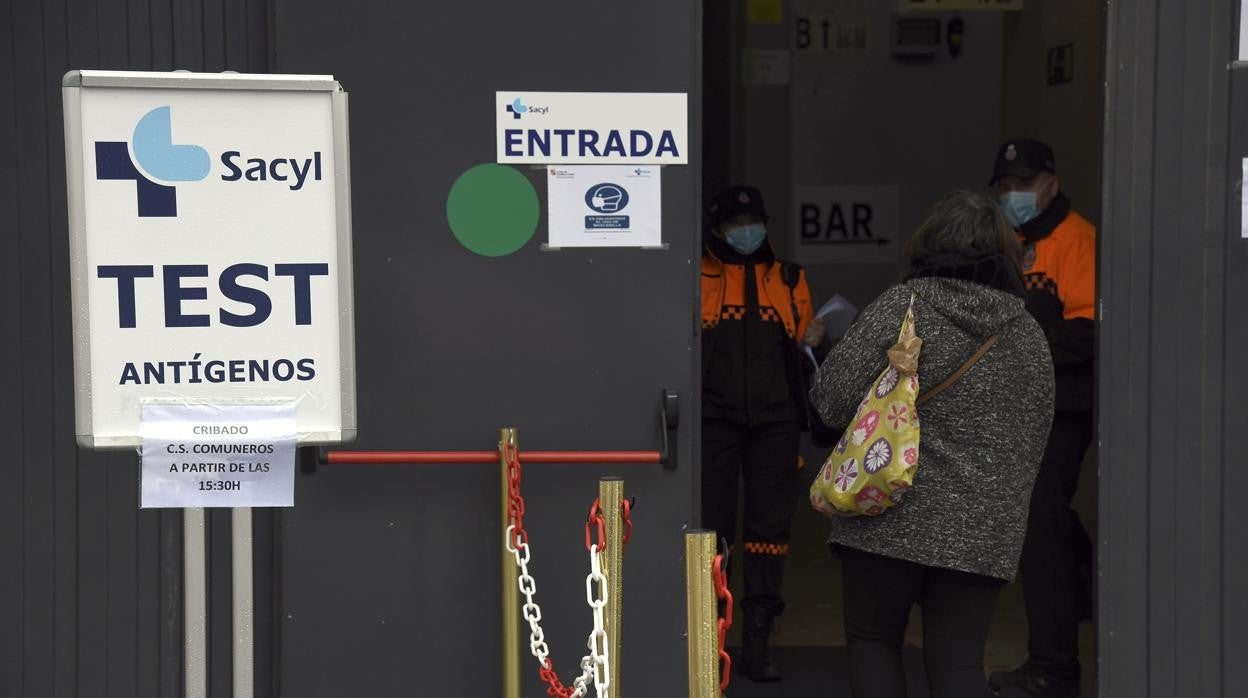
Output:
[810, 278, 1055, 581]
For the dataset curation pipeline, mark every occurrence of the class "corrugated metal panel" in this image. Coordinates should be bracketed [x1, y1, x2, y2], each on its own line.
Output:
[0, 2, 270, 696]
[1101, 0, 1237, 695]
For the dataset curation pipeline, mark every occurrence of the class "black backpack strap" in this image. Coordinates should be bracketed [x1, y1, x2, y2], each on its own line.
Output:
[778, 261, 804, 332]
[779, 261, 802, 291]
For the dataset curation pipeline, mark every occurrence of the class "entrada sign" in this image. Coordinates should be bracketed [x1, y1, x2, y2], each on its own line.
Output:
[496, 91, 688, 165]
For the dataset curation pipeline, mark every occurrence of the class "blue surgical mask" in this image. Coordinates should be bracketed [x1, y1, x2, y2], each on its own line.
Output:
[724, 223, 767, 255]
[1000, 191, 1039, 228]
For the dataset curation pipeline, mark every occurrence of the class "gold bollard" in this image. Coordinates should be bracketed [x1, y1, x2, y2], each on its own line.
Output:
[500, 428, 521, 698]
[685, 530, 720, 698]
[599, 478, 625, 695]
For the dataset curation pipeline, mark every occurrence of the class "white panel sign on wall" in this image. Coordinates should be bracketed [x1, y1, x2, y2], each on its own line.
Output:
[793, 185, 901, 265]
[546, 165, 663, 248]
[1240, 2, 1248, 61]
[62, 70, 356, 449]
[496, 91, 688, 165]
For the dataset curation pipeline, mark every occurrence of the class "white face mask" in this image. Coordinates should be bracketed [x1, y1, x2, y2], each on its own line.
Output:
[1000, 191, 1040, 228]
[724, 223, 767, 254]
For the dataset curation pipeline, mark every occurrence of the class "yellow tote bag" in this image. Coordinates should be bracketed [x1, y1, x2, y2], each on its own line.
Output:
[810, 295, 997, 518]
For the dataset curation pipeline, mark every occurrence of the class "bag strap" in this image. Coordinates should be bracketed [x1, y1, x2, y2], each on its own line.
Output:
[916, 335, 999, 406]
[779, 261, 803, 339]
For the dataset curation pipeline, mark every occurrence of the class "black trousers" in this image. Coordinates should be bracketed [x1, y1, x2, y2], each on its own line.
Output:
[701, 418, 802, 616]
[840, 547, 1006, 698]
[1020, 410, 1095, 678]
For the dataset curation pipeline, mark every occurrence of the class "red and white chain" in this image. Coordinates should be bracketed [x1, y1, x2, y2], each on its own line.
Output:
[584, 544, 610, 696]
[503, 444, 615, 698]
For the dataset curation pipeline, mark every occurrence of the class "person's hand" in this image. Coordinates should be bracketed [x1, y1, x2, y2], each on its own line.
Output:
[804, 318, 826, 348]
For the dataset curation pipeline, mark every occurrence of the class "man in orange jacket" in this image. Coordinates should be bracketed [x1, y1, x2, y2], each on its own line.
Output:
[986, 141, 1096, 698]
[700, 185, 825, 682]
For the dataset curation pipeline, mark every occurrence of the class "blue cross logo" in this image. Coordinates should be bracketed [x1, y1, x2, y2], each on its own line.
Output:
[95, 106, 211, 217]
[505, 98, 528, 120]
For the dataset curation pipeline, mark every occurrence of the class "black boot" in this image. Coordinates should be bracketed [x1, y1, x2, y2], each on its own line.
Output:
[988, 662, 1079, 698]
[736, 607, 782, 682]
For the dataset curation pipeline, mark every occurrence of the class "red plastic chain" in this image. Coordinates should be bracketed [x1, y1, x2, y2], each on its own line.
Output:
[504, 443, 527, 550]
[621, 497, 633, 545]
[538, 658, 575, 698]
[712, 553, 734, 692]
[585, 497, 636, 550]
[585, 500, 606, 552]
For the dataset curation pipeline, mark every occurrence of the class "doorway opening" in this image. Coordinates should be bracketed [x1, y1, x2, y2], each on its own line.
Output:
[701, 2, 1105, 696]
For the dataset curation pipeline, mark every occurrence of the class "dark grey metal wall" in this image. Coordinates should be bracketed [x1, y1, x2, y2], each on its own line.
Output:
[271, 2, 701, 697]
[0, 2, 271, 697]
[1100, 0, 1244, 695]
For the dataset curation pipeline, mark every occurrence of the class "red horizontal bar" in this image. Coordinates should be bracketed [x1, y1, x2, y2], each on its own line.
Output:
[327, 450, 662, 465]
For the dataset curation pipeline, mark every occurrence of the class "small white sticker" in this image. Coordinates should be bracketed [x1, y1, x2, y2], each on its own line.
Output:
[744, 50, 791, 86]
[140, 402, 296, 508]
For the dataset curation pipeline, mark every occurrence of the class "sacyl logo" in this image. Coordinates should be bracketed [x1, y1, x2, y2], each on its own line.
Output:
[96, 106, 324, 218]
[505, 97, 549, 119]
[96, 106, 210, 217]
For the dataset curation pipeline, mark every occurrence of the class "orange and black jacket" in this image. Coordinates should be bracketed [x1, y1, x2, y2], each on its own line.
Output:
[701, 236, 814, 426]
[1017, 192, 1096, 411]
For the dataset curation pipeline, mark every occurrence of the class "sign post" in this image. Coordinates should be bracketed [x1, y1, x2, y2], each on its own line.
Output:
[62, 70, 355, 698]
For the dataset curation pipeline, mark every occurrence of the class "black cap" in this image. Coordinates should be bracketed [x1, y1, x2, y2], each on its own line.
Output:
[990, 139, 1057, 184]
[705, 185, 769, 230]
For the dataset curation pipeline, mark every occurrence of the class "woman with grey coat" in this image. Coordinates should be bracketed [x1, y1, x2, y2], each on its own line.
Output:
[810, 191, 1055, 698]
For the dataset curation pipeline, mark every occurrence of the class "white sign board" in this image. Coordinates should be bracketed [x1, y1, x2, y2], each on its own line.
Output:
[140, 402, 296, 508]
[793, 185, 900, 265]
[496, 91, 688, 165]
[546, 166, 662, 248]
[62, 70, 356, 449]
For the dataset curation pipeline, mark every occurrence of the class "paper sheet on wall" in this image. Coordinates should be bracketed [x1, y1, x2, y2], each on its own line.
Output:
[547, 165, 662, 248]
[140, 402, 296, 508]
[1243, 159, 1248, 238]
[1240, 4, 1248, 61]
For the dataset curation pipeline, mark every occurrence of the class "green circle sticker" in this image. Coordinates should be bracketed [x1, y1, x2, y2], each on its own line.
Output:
[446, 164, 540, 257]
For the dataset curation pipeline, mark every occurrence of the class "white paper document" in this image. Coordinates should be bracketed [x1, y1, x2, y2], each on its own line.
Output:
[140, 402, 296, 508]
[547, 165, 663, 248]
[804, 295, 859, 368]
[1242, 159, 1248, 238]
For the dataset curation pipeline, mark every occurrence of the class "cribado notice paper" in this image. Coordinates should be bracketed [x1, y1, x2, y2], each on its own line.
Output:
[140, 402, 296, 508]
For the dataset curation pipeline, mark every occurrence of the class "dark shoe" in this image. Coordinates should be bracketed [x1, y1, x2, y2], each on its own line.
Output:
[989, 663, 1079, 697]
[736, 607, 782, 682]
